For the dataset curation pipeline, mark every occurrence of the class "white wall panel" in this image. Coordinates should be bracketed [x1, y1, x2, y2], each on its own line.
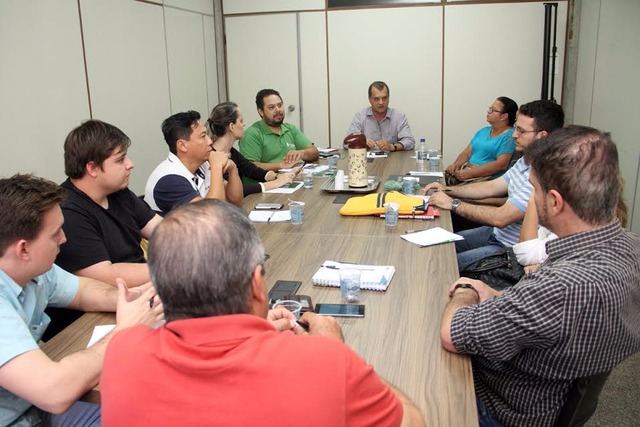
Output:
[225, 14, 300, 128]
[574, 0, 640, 233]
[299, 12, 329, 147]
[203, 15, 220, 114]
[442, 2, 567, 168]
[165, 7, 210, 117]
[0, 0, 89, 183]
[223, 0, 324, 15]
[81, 0, 171, 193]
[164, 0, 213, 15]
[328, 7, 442, 150]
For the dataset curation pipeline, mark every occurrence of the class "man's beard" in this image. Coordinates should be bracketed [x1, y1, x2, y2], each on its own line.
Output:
[264, 115, 284, 127]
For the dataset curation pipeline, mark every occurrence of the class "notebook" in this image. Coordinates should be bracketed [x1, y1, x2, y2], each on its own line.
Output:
[379, 206, 441, 220]
[312, 260, 395, 291]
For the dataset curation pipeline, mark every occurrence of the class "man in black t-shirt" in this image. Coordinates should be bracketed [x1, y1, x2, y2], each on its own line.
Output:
[56, 120, 162, 288]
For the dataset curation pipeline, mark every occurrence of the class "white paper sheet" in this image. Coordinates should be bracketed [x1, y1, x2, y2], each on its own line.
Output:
[408, 171, 444, 177]
[367, 151, 388, 159]
[86, 324, 115, 348]
[248, 210, 292, 222]
[401, 227, 464, 247]
[302, 164, 329, 173]
[264, 181, 303, 194]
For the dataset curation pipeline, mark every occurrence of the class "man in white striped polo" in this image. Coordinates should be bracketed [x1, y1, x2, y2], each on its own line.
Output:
[424, 100, 565, 271]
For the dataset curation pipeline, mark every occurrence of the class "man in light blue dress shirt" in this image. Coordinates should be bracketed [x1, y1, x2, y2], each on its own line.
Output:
[346, 81, 415, 152]
[0, 174, 163, 427]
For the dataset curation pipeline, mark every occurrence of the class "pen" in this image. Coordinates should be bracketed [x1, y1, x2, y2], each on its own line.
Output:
[296, 320, 310, 331]
[321, 264, 375, 271]
[418, 240, 457, 248]
[404, 228, 430, 234]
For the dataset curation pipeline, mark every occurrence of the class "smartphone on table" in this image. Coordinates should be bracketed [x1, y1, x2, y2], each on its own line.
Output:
[255, 203, 284, 210]
[315, 303, 365, 318]
[268, 280, 302, 304]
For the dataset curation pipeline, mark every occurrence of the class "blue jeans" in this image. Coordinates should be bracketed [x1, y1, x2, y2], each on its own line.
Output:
[477, 396, 505, 427]
[35, 401, 101, 427]
[455, 226, 506, 272]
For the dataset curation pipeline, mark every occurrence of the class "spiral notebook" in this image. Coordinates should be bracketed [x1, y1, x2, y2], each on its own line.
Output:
[312, 261, 395, 291]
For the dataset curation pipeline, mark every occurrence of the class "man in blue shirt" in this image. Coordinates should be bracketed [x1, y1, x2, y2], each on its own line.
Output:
[346, 81, 415, 152]
[424, 100, 565, 271]
[0, 174, 163, 427]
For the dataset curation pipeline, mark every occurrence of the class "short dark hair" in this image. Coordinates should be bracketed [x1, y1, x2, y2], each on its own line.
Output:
[207, 102, 239, 138]
[255, 89, 282, 110]
[161, 110, 201, 155]
[526, 125, 619, 225]
[64, 120, 131, 179]
[368, 81, 389, 98]
[497, 96, 518, 126]
[518, 100, 565, 133]
[0, 174, 65, 256]
[148, 199, 265, 322]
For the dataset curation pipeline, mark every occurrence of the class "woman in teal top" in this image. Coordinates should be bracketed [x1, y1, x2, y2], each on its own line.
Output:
[445, 97, 518, 185]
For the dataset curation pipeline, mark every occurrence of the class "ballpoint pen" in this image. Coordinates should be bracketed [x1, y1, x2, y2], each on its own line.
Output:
[296, 320, 310, 331]
[321, 264, 375, 271]
[404, 228, 430, 234]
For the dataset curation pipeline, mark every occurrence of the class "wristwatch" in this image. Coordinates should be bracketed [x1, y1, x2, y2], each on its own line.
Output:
[450, 198, 461, 211]
[453, 283, 479, 298]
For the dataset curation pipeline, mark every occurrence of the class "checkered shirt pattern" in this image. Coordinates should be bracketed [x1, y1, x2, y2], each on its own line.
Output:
[451, 221, 640, 426]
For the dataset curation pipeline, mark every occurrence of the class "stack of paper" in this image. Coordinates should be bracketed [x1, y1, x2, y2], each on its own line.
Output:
[408, 171, 444, 178]
[318, 147, 340, 157]
[367, 151, 388, 159]
[312, 260, 395, 291]
[401, 227, 464, 247]
[379, 206, 440, 220]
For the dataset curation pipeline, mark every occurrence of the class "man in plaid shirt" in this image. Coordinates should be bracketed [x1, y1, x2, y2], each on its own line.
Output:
[440, 125, 640, 427]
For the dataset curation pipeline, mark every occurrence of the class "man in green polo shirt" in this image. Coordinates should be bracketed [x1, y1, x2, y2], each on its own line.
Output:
[239, 89, 319, 173]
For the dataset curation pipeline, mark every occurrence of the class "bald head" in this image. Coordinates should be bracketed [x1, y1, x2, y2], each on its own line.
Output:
[526, 125, 620, 226]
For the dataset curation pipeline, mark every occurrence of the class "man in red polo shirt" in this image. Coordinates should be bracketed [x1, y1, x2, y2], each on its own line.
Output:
[100, 199, 424, 427]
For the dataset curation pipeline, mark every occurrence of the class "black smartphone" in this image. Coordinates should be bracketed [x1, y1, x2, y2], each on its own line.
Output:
[255, 203, 284, 210]
[268, 280, 302, 303]
[315, 303, 365, 318]
[286, 295, 314, 313]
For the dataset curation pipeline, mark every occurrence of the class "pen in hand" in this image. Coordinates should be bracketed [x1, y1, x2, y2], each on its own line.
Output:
[296, 320, 310, 331]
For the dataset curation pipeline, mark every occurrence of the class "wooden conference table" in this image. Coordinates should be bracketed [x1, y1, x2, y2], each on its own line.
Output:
[42, 150, 477, 426]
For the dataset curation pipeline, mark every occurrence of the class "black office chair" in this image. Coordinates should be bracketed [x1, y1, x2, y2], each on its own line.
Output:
[553, 371, 611, 427]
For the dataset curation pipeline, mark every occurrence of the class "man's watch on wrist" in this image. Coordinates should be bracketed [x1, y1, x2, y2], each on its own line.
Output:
[450, 198, 461, 211]
[453, 283, 479, 298]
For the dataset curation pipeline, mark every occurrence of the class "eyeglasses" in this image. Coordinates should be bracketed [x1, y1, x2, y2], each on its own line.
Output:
[487, 107, 505, 114]
[513, 125, 541, 134]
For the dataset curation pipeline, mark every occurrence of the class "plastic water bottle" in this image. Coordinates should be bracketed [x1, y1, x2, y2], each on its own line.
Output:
[416, 138, 427, 170]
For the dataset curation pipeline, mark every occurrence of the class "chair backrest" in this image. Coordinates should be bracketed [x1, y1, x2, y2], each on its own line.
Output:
[508, 151, 523, 170]
[553, 371, 611, 427]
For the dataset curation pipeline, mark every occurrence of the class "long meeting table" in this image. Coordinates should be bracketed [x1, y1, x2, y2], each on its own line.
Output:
[42, 150, 478, 426]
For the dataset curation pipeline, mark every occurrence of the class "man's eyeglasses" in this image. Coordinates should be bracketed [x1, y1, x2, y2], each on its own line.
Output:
[513, 125, 541, 134]
[487, 107, 504, 114]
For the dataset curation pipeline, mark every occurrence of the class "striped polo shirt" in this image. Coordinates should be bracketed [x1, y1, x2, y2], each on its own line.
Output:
[493, 158, 532, 246]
